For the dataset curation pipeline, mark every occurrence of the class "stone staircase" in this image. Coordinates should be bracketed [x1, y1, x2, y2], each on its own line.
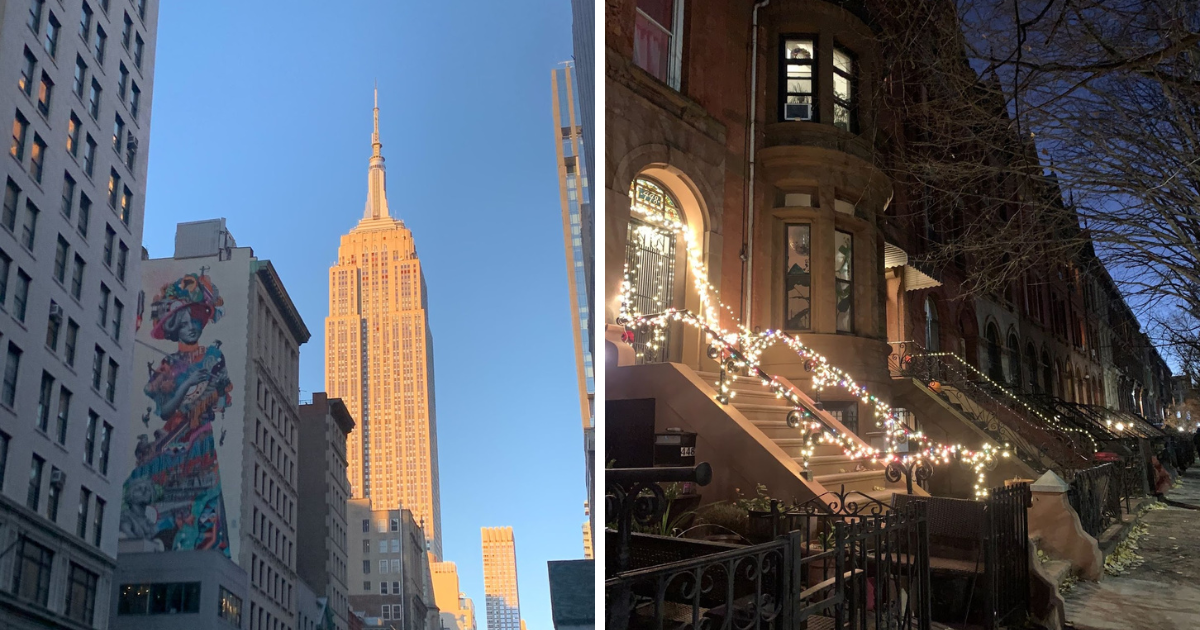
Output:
[697, 371, 912, 504]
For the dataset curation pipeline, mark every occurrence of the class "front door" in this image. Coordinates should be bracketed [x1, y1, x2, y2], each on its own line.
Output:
[624, 218, 676, 364]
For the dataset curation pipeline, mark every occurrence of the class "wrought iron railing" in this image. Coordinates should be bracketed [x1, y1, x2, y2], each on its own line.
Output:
[623, 310, 889, 464]
[890, 342, 1090, 475]
[1067, 463, 1124, 538]
[893, 483, 1031, 630]
[606, 493, 932, 630]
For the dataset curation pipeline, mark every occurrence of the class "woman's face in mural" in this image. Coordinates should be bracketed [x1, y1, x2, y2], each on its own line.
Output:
[165, 307, 206, 344]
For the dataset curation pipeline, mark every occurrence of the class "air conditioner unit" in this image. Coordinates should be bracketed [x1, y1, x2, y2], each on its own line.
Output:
[50, 469, 66, 488]
[48, 302, 64, 323]
[784, 102, 812, 121]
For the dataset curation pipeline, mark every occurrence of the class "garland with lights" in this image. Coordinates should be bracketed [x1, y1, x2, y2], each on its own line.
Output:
[621, 193, 1014, 497]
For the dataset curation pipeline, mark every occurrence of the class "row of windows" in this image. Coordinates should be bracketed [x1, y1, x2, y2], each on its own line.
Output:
[249, 551, 292, 619]
[10, 536, 98, 624]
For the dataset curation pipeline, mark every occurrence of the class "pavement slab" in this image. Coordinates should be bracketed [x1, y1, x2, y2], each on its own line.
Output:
[1063, 467, 1200, 630]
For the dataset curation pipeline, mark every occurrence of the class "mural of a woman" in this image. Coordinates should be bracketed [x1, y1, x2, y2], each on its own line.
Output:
[119, 270, 234, 556]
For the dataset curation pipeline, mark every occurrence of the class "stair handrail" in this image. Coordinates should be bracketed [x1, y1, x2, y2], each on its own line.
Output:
[889, 341, 1092, 473]
[622, 310, 885, 462]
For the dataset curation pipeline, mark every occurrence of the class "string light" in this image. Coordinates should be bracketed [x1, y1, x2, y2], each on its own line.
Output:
[619, 199, 1011, 497]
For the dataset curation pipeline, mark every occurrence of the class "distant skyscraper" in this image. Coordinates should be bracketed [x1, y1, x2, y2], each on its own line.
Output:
[482, 527, 522, 630]
[570, 0, 595, 183]
[0, 0, 159, 625]
[551, 62, 595, 552]
[325, 89, 442, 559]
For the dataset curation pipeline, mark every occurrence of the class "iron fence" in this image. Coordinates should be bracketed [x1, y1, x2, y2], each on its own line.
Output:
[1067, 463, 1123, 538]
[605, 488, 932, 630]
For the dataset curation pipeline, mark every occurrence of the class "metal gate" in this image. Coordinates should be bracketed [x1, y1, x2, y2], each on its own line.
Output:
[624, 219, 676, 364]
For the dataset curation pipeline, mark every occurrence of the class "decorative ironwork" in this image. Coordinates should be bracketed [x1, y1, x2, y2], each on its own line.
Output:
[886, 458, 934, 495]
[606, 499, 933, 630]
[1067, 463, 1123, 539]
[606, 464, 713, 573]
[624, 220, 677, 364]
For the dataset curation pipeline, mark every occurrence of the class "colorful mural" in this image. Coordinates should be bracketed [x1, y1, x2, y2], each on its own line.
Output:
[119, 269, 234, 555]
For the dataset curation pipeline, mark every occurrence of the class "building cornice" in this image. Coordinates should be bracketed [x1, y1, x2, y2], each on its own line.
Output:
[253, 260, 312, 344]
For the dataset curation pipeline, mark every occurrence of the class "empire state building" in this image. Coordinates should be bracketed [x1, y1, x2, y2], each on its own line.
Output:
[326, 89, 442, 558]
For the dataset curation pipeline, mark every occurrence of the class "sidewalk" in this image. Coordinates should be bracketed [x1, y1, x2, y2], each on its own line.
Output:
[1063, 468, 1200, 630]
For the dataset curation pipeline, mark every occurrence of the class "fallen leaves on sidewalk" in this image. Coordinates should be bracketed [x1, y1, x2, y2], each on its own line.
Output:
[1105, 523, 1150, 576]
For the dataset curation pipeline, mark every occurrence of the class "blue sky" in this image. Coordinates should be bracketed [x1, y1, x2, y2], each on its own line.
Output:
[144, 1, 586, 627]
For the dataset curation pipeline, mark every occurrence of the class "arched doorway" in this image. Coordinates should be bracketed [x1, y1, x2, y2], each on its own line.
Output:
[625, 176, 683, 363]
[924, 296, 940, 352]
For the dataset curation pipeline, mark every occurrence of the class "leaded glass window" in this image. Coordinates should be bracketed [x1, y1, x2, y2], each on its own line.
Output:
[784, 224, 811, 330]
[835, 230, 853, 332]
[629, 177, 682, 227]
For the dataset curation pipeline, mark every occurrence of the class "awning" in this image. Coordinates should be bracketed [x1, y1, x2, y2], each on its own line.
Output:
[884, 242, 942, 291]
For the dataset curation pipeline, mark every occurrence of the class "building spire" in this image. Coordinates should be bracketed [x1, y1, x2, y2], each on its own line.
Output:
[364, 82, 390, 220]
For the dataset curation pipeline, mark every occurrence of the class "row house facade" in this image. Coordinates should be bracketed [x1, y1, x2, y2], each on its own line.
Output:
[605, 0, 1172, 502]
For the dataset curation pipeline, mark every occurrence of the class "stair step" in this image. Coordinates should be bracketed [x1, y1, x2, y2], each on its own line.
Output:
[795, 455, 876, 476]
[1043, 560, 1072, 587]
[815, 469, 887, 484]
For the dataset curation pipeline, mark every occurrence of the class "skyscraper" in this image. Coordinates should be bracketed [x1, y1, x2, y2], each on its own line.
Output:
[551, 62, 595, 553]
[482, 527, 521, 630]
[0, 0, 158, 625]
[325, 89, 442, 559]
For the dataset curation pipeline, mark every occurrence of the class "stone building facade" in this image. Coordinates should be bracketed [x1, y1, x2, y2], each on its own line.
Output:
[0, 0, 158, 626]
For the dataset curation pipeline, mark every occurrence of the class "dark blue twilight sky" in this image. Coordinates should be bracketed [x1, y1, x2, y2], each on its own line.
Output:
[143, 1, 585, 627]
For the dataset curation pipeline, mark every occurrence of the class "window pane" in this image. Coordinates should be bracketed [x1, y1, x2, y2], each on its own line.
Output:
[784, 224, 811, 330]
[834, 48, 852, 73]
[833, 73, 850, 101]
[835, 230, 853, 332]
[636, 0, 674, 28]
[784, 39, 814, 61]
[633, 12, 670, 83]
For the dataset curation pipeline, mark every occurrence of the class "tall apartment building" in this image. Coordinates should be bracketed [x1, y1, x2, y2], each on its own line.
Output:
[325, 89, 441, 559]
[115, 219, 310, 630]
[298, 392, 355, 630]
[481, 527, 520, 630]
[429, 561, 475, 630]
[550, 62, 595, 556]
[0, 0, 158, 627]
[346, 499, 437, 630]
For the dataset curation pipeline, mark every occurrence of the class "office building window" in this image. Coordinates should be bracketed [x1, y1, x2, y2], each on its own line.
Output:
[45, 305, 61, 350]
[116, 582, 201, 615]
[76, 487, 90, 537]
[120, 187, 131, 224]
[105, 359, 117, 402]
[111, 299, 123, 341]
[70, 255, 85, 298]
[0, 432, 9, 492]
[1, 180, 17, 231]
[78, 195, 91, 235]
[219, 587, 242, 626]
[98, 422, 110, 474]
[65, 319, 79, 365]
[83, 135, 96, 176]
[88, 80, 100, 119]
[65, 564, 98, 624]
[84, 411, 97, 464]
[121, 13, 132, 49]
[11, 111, 29, 160]
[62, 172, 76, 214]
[3, 344, 21, 407]
[79, 3, 92, 40]
[91, 345, 104, 390]
[12, 536, 53, 606]
[19, 49, 36, 96]
[29, 134, 46, 182]
[107, 170, 119, 207]
[117, 243, 128, 281]
[54, 235, 69, 282]
[103, 226, 114, 265]
[36, 73, 53, 116]
[92, 497, 104, 545]
[133, 34, 144, 69]
[92, 25, 106, 63]
[112, 115, 123, 153]
[28, 0, 44, 34]
[44, 13, 60, 57]
[27, 453, 44, 510]
[130, 83, 141, 119]
[118, 63, 128, 100]
[73, 56, 87, 97]
[36, 371, 54, 432]
[56, 387, 71, 444]
[98, 283, 110, 327]
[13, 270, 29, 321]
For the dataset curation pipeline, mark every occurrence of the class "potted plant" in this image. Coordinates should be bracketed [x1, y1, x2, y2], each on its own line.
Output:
[736, 484, 779, 543]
